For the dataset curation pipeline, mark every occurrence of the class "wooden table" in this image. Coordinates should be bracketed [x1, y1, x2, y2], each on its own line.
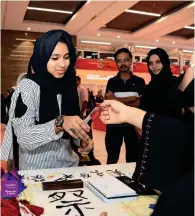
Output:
[19, 163, 158, 216]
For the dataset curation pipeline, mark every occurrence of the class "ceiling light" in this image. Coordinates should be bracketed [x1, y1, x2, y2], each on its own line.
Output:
[27, 27, 31, 30]
[81, 40, 111, 45]
[125, 9, 161, 17]
[172, 41, 175, 44]
[12, 50, 32, 53]
[10, 54, 31, 57]
[97, 34, 100, 36]
[183, 50, 194, 53]
[25, 33, 28, 36]
[9, 57, 29, 61]
[184, 25, 195, 30]
[27, 6, 73, 14]
[16, 38, 36, 42]
[13, 45, 34, 47]
[117, 36, 120, 39]
[156, 39, 159, 42]
[135, 45, 156, 49]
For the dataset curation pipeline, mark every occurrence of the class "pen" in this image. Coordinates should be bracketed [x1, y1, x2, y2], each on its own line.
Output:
[84, 107, 101, 124]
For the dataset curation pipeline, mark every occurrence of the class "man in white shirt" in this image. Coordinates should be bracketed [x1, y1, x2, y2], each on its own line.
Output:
[76, 76, 88, 119]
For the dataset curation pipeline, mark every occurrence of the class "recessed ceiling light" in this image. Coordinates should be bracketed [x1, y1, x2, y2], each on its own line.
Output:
[184, 25, 195, 30]
[25, 33, 28, 36]
[27, 6, 73, 14]
[27, 27, 31, 30]
[117, 36, 120, 39]
[156, 39, 159, 42]
[16, 38, 36, 42]
[97, 34, 100, 36]
[172, 41, 175, 44]
[12, 50, 33, 53]
[10, 54, 31, 57]
[9, 58, 29, 61]
[135, 45, 156, 49]
[183, 50, 194, 53]
[13, 45, 34, 48]
[125, 9, 161, 17]
[81, 40, 111, 45]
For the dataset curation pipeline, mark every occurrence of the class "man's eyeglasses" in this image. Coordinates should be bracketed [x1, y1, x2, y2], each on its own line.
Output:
[116, 58, 131, 63]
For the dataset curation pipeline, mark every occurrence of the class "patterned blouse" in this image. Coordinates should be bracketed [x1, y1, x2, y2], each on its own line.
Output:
[1, 79, 79, 170]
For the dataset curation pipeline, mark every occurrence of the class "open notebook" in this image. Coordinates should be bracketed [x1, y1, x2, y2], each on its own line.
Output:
[86, 176, 136, 202]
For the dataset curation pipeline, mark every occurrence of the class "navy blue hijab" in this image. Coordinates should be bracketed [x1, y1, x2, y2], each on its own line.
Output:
[26, 30, 80, 124]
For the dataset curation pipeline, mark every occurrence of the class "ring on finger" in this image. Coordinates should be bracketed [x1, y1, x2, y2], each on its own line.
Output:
[70, 127, 76, 134]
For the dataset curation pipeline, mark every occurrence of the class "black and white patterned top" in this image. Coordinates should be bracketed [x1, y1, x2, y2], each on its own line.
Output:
[1, 79, 79, 170]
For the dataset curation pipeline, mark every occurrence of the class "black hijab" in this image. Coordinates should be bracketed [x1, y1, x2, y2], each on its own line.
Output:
[140, 48, 181, 117]
[146, 48, 174, 87]
[26, 30, 80, 124]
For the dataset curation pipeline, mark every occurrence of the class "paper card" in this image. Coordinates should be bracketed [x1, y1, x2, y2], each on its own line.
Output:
[75, 167, 105, 180]
[19, 170, 46, 184]
[32, 187, 130, 216]
[70, 166, 93, 180]
[44, 171, 63, 181]
[105, 163, 136, 178]
[84, 107, 101, 124]
[18, 163, 136, 184]
[45, 171, 76, 182]
[19, 170, 67, 184]
[106, 168, 126, 177]
[25, 170, 47, 183]
[32, 188, 103, 216]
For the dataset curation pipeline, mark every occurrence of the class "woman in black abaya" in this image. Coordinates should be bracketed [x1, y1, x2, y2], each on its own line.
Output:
[140, 48, 182, 117]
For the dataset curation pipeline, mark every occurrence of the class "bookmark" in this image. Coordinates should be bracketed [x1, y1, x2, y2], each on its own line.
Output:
[84, 107, 101, 124]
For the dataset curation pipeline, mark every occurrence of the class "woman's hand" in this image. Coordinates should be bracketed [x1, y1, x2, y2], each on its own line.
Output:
[78, 139, 94, 155]
[62, 116, 90, 143]
[100, 100, 146, 129]
[100, 100, 128, 124]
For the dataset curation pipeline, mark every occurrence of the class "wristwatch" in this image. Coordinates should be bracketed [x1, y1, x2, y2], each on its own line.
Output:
[55, 116, 64, 128]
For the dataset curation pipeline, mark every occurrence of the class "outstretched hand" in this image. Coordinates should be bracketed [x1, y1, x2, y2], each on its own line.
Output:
[100, 100, 146, 130]
[100, 100, 128, 124]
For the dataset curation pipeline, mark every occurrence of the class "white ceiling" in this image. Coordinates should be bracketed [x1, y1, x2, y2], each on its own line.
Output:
[1, 0, 194, 51]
